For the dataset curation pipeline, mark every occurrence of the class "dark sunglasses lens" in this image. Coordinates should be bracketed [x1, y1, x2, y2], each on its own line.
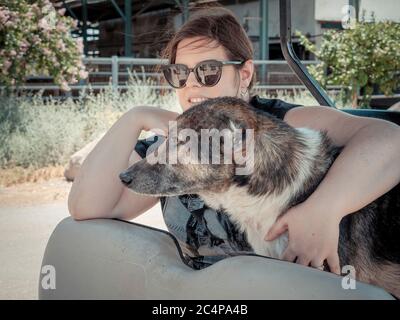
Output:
[163, 65, 189, 88]
[196, 61, 222, 86]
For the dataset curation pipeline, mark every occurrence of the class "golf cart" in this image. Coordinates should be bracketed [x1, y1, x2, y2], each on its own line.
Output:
[39, 0, 399, 299]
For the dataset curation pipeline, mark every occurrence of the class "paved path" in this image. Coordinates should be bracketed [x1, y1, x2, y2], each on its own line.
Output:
[0, 202, 165, 299]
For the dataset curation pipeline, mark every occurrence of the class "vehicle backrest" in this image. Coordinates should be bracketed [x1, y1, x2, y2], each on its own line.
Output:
[342, 109, 400, 126]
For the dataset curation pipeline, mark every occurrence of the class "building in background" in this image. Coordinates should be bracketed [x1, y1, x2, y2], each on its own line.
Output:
[52, 0, 400, 59]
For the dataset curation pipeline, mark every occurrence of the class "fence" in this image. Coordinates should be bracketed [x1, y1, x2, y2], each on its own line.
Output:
[3, 56, 345, 98]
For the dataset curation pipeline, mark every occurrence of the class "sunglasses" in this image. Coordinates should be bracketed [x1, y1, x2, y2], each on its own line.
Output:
[161, 59, 244, 89]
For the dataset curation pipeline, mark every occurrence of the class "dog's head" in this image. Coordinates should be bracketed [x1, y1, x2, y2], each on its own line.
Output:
[119, 96, 291, 197]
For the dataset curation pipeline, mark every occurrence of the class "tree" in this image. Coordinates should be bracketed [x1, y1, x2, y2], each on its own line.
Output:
[0, 0, 88, 92]
[297, 15, 400, 108]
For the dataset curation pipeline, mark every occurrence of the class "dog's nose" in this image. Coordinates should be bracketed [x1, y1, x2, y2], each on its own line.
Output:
[119, 172, 133, 185]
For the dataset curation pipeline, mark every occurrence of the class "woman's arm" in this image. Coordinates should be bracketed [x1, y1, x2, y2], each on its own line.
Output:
[266, 106, 400, 273]
[285, 106, 400, 214]
[68, 107, 179, 221]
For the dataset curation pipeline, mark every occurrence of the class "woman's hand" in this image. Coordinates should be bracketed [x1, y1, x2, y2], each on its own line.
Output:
[264, 201, 342, 275]
[131, 106, 180, 136]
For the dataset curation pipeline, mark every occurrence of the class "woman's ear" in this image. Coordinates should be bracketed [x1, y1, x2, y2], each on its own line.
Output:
[240, 59, 254, 88]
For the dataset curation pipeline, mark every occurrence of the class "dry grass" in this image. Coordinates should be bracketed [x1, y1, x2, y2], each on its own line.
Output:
[0, 82, 342, 187]
[0, 165, 65, 187]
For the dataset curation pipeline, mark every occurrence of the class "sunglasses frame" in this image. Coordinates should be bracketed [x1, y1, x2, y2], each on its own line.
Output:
[161, 59, 244, 89]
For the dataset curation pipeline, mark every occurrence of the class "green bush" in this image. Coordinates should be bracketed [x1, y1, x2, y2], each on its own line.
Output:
[297, 14, 400, 108]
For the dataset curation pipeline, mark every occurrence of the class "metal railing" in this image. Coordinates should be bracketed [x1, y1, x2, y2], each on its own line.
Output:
[3, 56, 345, 94]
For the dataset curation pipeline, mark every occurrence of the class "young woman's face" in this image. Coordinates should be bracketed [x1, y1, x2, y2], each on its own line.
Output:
[174, 36, 253, 111]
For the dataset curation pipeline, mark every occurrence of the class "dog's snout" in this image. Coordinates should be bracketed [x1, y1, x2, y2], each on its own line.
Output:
[119, 172, 133, 186]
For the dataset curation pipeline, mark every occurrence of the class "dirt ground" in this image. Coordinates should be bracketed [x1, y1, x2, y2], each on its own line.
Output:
[0, 177, 71, 207]
[0, 176, 165, 299]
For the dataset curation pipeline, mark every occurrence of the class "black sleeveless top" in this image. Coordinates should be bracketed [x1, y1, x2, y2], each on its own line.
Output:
[134, 96, 300, 269]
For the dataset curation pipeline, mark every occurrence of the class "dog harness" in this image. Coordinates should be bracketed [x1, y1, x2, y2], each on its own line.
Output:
[134, 95, 300, 269]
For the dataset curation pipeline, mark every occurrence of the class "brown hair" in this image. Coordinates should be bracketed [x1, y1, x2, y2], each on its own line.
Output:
[161, 6, 256, 90]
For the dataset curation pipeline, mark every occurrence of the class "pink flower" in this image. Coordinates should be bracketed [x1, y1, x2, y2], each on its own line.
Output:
[79, 70, 88, 79]
[42, 48, 51, 56]
[0, 10, 10, 24]
[0, 7, 10, 18]
[56, 40, 66, 51]
[58, 8, 66, 16]
[56, 22, 68, 33]
[10, 50, 16, 56]
[38, 18, 50, 31]
[20, 41, 29, 52]
[3, 60, 11, 70]
[60, 81, 71, 91]
[76, 39, 84, 53]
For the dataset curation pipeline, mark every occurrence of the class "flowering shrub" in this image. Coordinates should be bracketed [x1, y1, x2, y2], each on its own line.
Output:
[297, 15, 400, 108]
[0, 0, 88, 91]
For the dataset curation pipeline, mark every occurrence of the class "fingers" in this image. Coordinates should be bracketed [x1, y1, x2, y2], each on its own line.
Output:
[296, 256, 311, 266]
[282, 249, 337, 273]
[264, 217, 288, 241]
[310, 259, 326, 271]
[281, 247, 297, 262]
[282, 248, 325, 270]
[327, 253, 341, 275]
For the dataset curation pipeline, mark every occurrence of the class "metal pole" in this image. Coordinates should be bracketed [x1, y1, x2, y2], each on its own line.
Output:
[349, 0, 360, 21]
[111, 0, 126, 20]
[279, 0, 335, 107]
[259, 0, 269, 84]
[112, 55, 119, 93]
[125, 0, 132, 57]
[62, 0, 78, 20]
[82, 0, 88, 56]
[175, 0, 189, 25]
[182, 0, 189, 25]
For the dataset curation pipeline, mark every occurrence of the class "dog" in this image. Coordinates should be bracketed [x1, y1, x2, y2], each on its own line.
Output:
[120, 96, 400, 297]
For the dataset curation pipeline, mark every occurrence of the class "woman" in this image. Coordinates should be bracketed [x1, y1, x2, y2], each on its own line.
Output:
[68, 7, 400, 273]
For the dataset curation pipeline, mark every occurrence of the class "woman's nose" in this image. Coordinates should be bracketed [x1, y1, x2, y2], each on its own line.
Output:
[185, 70, 201, 88]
